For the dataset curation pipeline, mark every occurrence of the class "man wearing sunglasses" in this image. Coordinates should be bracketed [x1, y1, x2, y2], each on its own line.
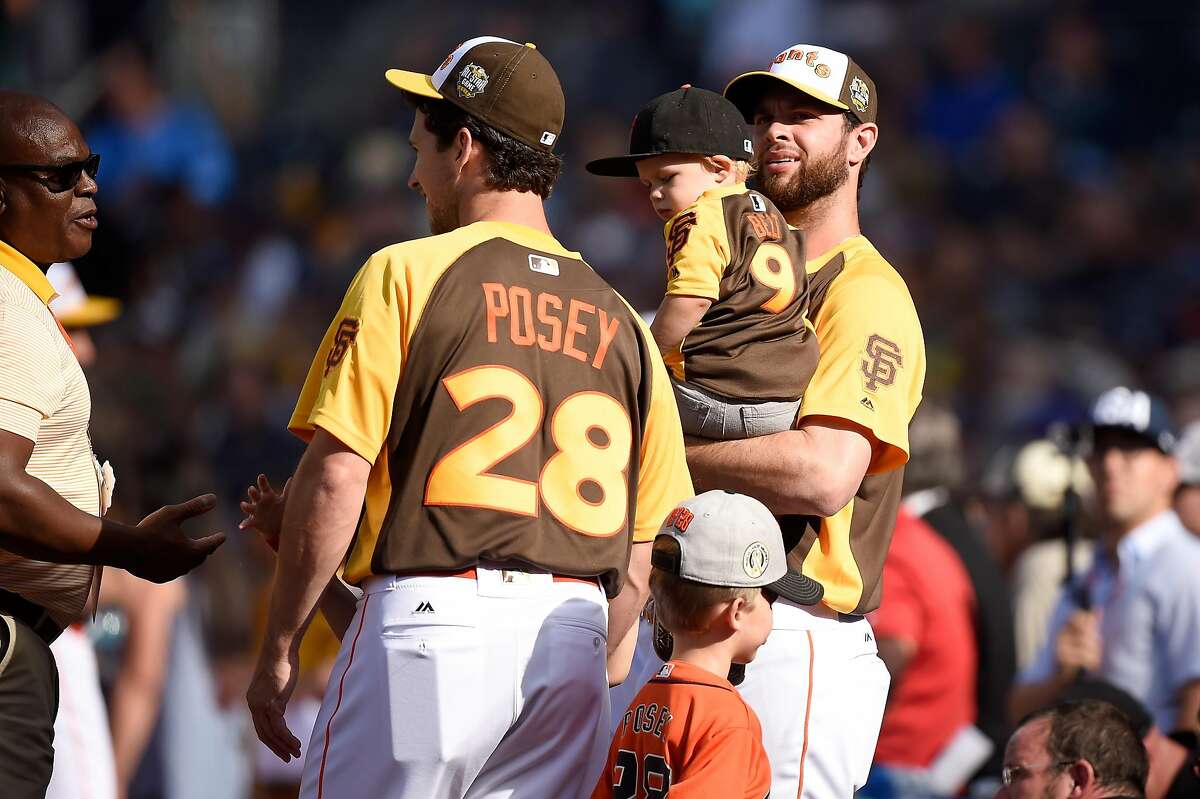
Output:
[998, 700, 1148, 799]
[0, 90, 225, 798]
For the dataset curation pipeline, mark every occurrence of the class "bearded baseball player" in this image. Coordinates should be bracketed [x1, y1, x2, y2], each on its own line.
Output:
[244, 36, 691, 799]
[675, 45, 926, 797]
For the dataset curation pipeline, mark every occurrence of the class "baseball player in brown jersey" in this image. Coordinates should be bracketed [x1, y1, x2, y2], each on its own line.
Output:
[587, 86, 818, 441]
[680, 45, 927, 798]
[244, 36, 692, 799]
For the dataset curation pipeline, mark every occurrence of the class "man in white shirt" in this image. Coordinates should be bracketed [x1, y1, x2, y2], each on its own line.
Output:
[1011, 387, 1200, 736]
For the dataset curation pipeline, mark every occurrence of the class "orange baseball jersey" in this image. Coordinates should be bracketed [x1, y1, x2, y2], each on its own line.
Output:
[594, 660, 771, 799]
[781, 234, 926, 615]
[662, 183, 817, 403]
[289, 220, 693, 597]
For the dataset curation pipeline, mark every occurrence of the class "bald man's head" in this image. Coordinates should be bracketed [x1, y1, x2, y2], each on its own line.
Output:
[0, 90, 98, 266]
[0, 91, 75, 163]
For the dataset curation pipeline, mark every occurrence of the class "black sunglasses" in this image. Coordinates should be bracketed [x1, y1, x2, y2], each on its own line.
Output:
[0, 153, 100, 193]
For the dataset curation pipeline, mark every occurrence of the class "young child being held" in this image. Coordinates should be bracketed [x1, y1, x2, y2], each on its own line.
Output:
[587, 86, 817, 439]
[593, 490, 818, 799]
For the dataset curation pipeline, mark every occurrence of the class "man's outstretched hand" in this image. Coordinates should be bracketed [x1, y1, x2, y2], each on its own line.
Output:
[119, 494, 226, 583]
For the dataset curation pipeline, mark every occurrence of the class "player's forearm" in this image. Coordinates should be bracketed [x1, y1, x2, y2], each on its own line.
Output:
[261, 438, 369, 659]
[607, 541, 652, 684]
[650, 295, 710, 353]
[686, 427, 862, 518]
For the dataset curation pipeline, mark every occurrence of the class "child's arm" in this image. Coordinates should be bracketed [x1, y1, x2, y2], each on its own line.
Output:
[650, 295, 712, 357]
[241, 474, 360, 638]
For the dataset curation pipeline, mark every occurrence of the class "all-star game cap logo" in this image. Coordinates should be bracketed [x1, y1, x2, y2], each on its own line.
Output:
[743, 541, 770, 579]
[849, 76, 870, 116]
[457, 63, 489, 99]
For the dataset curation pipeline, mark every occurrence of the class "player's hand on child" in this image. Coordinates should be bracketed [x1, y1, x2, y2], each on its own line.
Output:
[239, 474, 288, 551]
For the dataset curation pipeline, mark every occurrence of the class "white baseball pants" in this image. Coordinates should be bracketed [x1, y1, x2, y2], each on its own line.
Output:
[299, 568, 611, 799]
[739, 599, 890, 799]
[46, 626, 117, 799]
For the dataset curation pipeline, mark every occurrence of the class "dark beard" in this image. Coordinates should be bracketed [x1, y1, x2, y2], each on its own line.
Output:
[757, 141, 849, 214]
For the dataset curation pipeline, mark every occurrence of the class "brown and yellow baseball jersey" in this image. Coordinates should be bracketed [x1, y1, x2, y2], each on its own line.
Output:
[783, 235, 925, 615]
[663, 183, 817, 402]
[290, 221, 692, 597]
[593, 660, 771, 799]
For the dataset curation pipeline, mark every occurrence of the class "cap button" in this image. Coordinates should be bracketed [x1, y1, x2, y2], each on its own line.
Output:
[524, 42, 537, 49]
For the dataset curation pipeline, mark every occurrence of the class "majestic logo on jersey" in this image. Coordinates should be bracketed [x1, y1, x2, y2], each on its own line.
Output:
[324, 317, 360, 375]
[665, 211, 698, 267]
[664, 506, 694, 533]
[656, 663, 675, 679]
[849, 76, 870, 116]
[861, 334, 902, 392]
[457, 63, 489, 98]
[413, 601, 435, 614]
[743, 541, 770, 579]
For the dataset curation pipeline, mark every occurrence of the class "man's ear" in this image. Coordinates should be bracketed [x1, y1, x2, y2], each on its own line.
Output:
[453, 126, 475, 180]
[848, 122, 878, 168]
[1066, 759, 1094, 798]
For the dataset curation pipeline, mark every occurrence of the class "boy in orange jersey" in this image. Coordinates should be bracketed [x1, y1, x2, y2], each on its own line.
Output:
[593, 490, 820, 798]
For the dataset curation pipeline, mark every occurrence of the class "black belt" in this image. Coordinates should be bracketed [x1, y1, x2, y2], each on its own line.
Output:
[0, 588, 63, 645]
[837, 612, 865, 623]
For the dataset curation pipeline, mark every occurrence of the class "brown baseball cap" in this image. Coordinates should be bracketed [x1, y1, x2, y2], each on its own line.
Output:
[386, 36, 565, 152]
[724, 43, 877, 125]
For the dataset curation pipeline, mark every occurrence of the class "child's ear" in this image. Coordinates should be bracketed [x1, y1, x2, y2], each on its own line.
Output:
[706, 155, 735, 182]
[726, 595, 751, 629]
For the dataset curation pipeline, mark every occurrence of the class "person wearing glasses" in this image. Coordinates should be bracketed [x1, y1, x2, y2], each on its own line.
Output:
[0, 90, 224, 798]
[998, 700, 1148, 799]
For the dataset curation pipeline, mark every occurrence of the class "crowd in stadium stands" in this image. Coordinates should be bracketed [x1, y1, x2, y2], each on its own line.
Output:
[3, 0, 1200, 797]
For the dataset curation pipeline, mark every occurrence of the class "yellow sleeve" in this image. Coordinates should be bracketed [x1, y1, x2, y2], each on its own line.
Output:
[663, 199, 730, 300]
[289, 250, 406, 462]
[799, 273, 925, 474]
[630, 314, 694, 542]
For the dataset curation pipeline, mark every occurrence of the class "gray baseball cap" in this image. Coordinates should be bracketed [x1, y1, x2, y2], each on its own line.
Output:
[652, 490, 823, 605]
[1176, 421, 1200, 486]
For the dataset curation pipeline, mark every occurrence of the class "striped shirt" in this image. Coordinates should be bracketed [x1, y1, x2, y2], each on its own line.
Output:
[0, 239, 99, 626]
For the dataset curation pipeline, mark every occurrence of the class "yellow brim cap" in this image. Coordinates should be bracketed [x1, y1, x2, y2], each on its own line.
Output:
[57, 296, 121, 328]
[384, 69, 443, 99]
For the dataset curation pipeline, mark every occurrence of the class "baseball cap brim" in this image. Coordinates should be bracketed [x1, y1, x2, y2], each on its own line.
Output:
[723, 71, 849, 123]
[586, 150, 720, 178]
[385, 68, 443, 100]
[768, 570, 824, 606]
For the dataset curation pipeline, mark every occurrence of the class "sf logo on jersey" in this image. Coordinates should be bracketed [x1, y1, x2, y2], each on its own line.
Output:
[325, 317, 361, 375]
[861, 333, 902, 392]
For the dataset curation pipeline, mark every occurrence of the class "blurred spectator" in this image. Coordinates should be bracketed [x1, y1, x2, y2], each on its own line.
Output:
[1058, 679, 1200, 799]
[976, 438, 1095, 669]
[868, 509, 979, 785]
[998, 700, 1147, 799]
[904, 402, 1014, 780]
[1011, 388, 1200, 736]
[1174, 422, 1200, 535]
[86, 38, 234, 208]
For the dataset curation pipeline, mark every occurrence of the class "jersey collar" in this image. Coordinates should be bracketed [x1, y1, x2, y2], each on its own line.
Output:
[0, 239, 57, 305]
[482, 221, 582, 260]
[805, 234, 868, 272]
[652, 660, 737, 692]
